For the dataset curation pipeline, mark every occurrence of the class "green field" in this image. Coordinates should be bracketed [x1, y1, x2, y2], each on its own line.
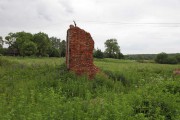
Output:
[0, 57, 180, 120]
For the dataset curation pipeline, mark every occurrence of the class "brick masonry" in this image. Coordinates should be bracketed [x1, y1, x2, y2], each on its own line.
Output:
[66, 25, 99, 78]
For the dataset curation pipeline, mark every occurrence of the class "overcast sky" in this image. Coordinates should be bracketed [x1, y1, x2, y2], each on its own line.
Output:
[0, 0, 180, 54]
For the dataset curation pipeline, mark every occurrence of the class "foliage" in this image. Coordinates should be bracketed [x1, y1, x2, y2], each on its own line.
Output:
[50, 37, 61, 50]
[175, 53, 180, 63]
[93, 48, 104, 58]
[155, 52, 168, 64]
[125, 54, 156, 60]
[48, 47, 60, 57]
[5, 32, 16, 47]
[33, 32, 51, 57]
[155, 52, 179, 64]
[48, 38, 66, 57]
[104, 39, 121, 59]
[166, 57, 178, 64]
[60, 40, 66, 57]
[0, 36, 3, 48]
[15, 31, 33, 55]
[0, 57, 180, 119]
[0, 36, 3, 55]
[4, 32, 35, 56]
[3, 31, 126, 59]
[49, 37, 61, 57]
[3, 31, 67, 57]
[21, 41, 37, 56]
[118, 52, 124, 59]
[5, 33, 18, 56]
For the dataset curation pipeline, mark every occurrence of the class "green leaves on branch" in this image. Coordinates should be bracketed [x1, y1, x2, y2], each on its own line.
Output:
[21, 41, 37, 56]
[0, 36, 4, 48]
[104, 39, 124, 59]
[93, 49, 104, 59]
[33, 32, 50, 57]
[3, 31, 66, 57]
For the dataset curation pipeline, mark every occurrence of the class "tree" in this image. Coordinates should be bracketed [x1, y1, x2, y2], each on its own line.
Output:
[33, 32, 51, 56]
[4, 32, 34, 56]
[104, 39, 121, 58]
[0, 36, 3, 55]
[50, 37, 61, 49]
[60, 40, 66, 57]
[175, 53, 180, 63]
[49, 37, 65, 57]
[0, 36, 3, 48]
[48, 47, 60, 57]
[155, 52, 168, 64]
[118, 52, 124, 59]
[166, 57, 178, 64]
[3, 31, 65, 57]
[21, 41, 37, 56]
[5, 33, 18, 56]
[155, 52, 179, 64]
[15, 32, 33, 56]
[5, 33, 16, 47]
[93, 48, 104, 59]
[49, 37, 61, 57]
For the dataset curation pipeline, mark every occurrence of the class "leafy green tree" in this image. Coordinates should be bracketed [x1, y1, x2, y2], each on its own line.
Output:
[175, 53, 180, 63]
[5, 32, 34, 56]
[33, 32, 51, 56]
[49, 37, 61, 57]
[155, 52, 168, 64]
[104, 39, 121, 58]
[48, 47, 60, 57]
[5, 32, 16, 47]
[5, 33, 18, 56]
[50, 37, 61, 49]
[166, 57, 178, 64]
[118, 52, 124, 59]
[0, 36, 3, 48]
[21, 41, 37, 56]
[15, 32, 33, 56]
[93, 48, 104, 59]
[60, 40, 66, 57]
[155, 52, 179, 64]
[0, 36, 3, 55]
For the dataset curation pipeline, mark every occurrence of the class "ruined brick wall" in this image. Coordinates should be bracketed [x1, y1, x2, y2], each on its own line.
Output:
[66, 25, 99, 78]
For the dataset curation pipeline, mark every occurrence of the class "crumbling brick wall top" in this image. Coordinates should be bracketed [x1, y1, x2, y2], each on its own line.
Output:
[66, 25, 99, 78]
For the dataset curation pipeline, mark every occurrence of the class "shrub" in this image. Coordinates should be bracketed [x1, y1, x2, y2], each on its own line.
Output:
[175, 54, 180, 63]
[155, 52, 178, 64]
[166, 57, 178, 64]
[155, 52, 168, 64]
[48, 47, 60, 57]
[93, 49, 104, 59]
[118, 52, 124, 59]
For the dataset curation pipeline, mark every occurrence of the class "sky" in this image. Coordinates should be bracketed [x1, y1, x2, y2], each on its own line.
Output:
[0, 0, 180, 54]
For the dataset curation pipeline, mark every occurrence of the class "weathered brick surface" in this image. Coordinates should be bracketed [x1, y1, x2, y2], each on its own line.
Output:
[66, 25, 99, 78]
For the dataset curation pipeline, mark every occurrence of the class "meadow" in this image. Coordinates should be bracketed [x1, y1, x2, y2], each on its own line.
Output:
[0, 56, 180, 120]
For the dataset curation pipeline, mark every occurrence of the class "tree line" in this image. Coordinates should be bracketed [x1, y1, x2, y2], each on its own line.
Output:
[0, 31, 66, 57]
[155, 52, 180, 64]
[124, 53, 180, 64]
[1, 32, 179, 64]
[0, 32, 124, 59]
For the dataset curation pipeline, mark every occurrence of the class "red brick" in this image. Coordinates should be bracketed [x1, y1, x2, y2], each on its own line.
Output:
[66, 25, 99, 78]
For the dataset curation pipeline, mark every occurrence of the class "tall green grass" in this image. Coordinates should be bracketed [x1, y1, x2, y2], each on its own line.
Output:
[0, 57, 180, 120]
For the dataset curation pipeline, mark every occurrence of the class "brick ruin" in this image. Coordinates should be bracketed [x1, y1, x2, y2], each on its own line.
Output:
[66, 25, 99, 78]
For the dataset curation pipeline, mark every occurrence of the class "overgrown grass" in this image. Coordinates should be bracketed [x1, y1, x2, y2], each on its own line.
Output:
[0, 57, 180, 120]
